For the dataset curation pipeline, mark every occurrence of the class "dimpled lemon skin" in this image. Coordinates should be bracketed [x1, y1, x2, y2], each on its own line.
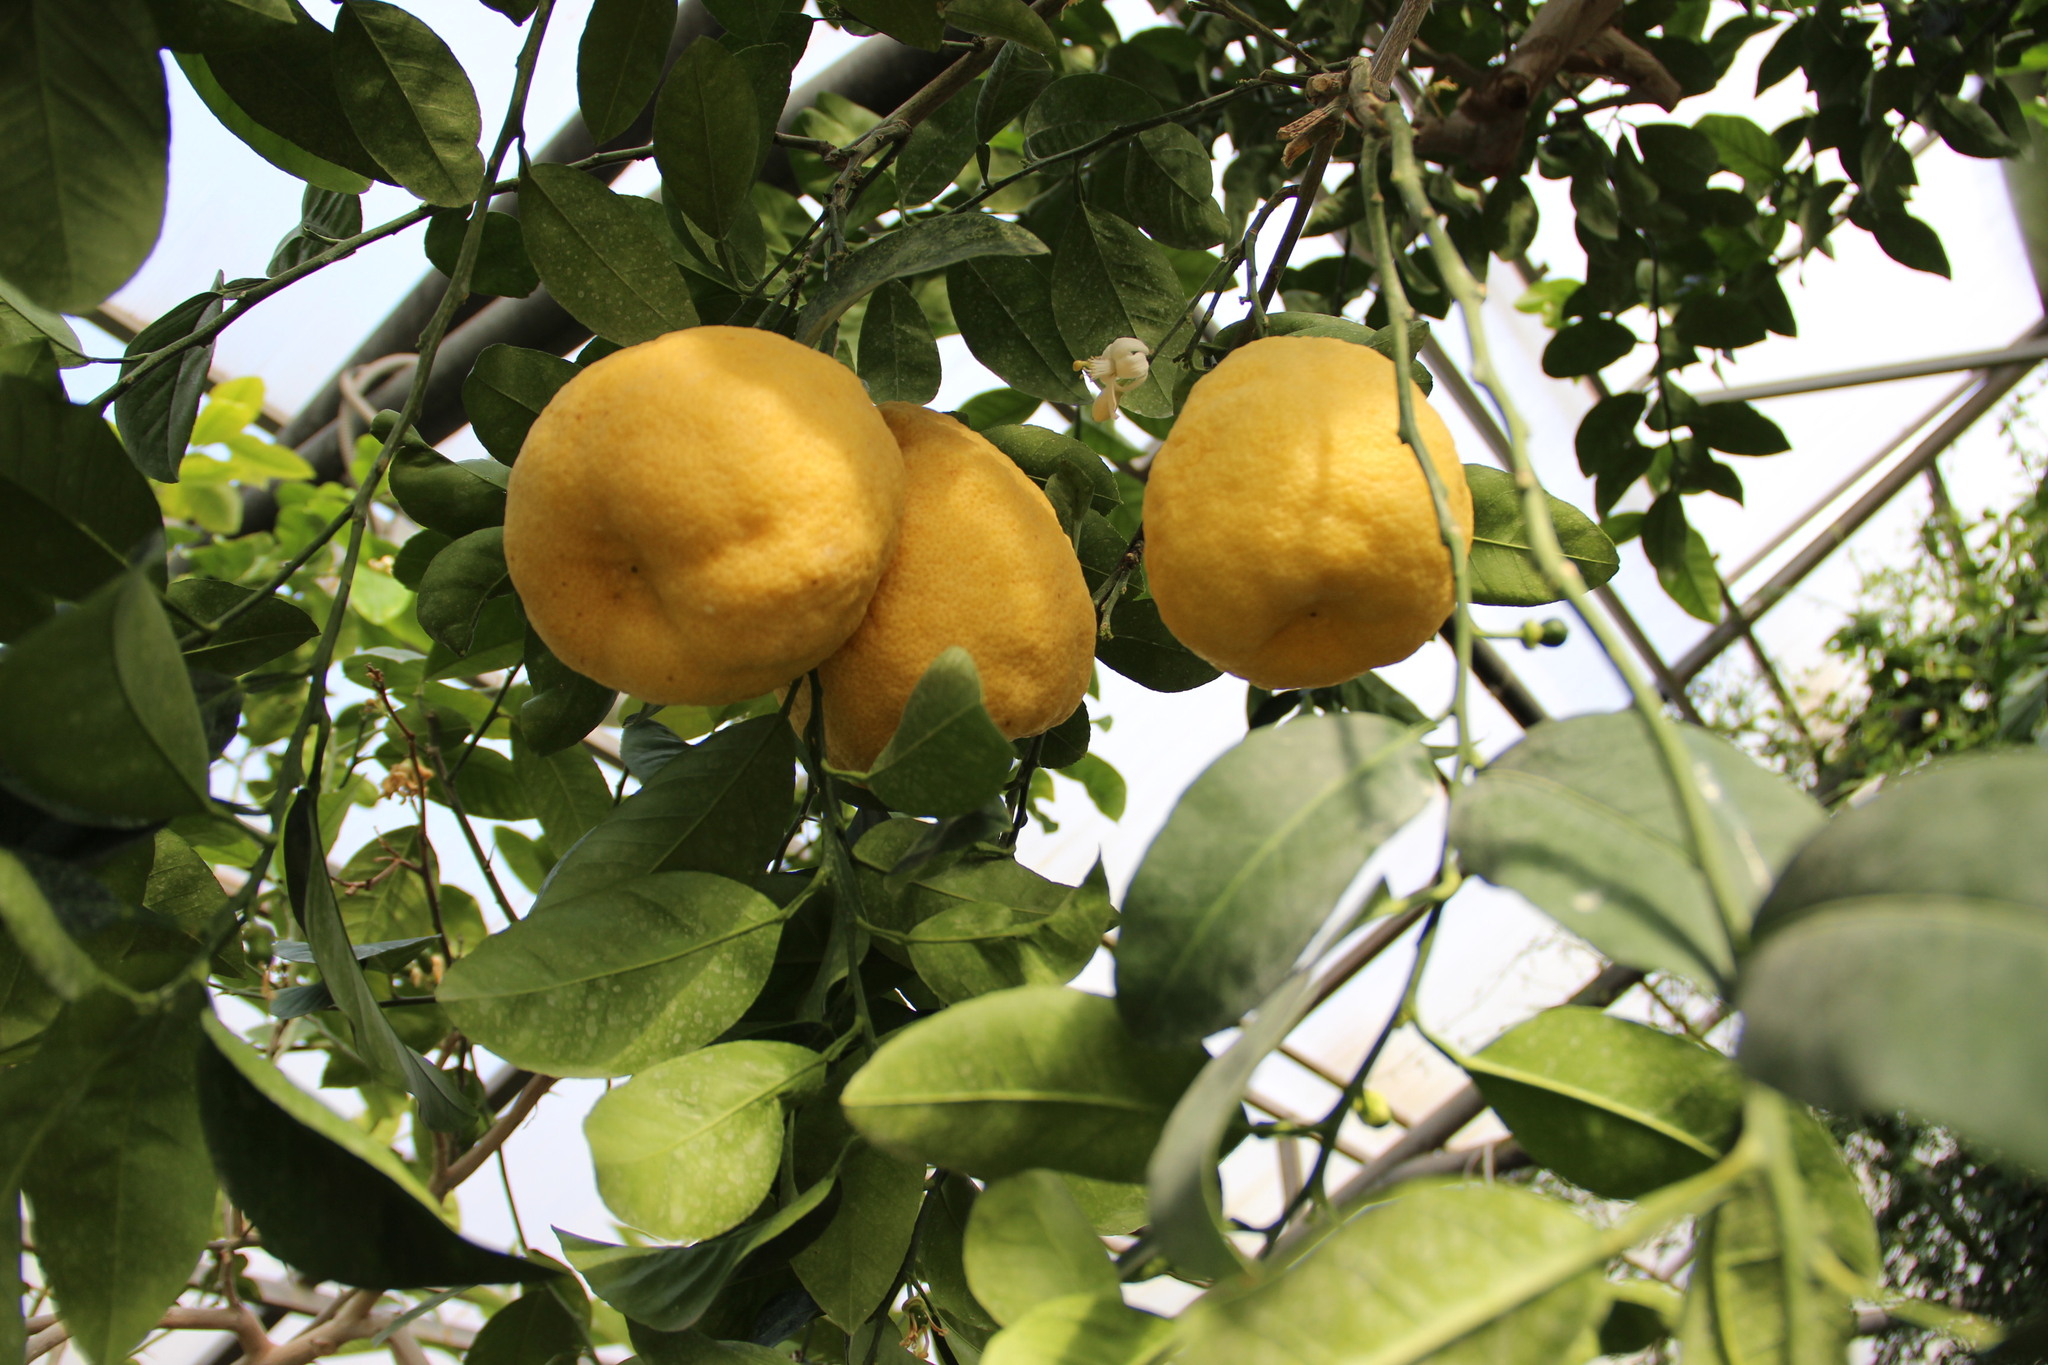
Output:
[800, 403, 1096, 773]
[1143, 335, 1473, 690]
[503, 326, 906, 706]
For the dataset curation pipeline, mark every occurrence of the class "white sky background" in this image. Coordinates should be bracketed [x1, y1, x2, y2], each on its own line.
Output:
[61, 0, 2048, 1352]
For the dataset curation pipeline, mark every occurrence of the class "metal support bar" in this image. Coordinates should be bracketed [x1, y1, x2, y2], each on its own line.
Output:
[1694, 330, 2048, 406]
[1670, 343, 2048, 685]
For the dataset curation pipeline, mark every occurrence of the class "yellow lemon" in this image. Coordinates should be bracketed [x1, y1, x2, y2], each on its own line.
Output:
[795, 403, 1096, 773]
[503, 326, 906, 705]
[1142, 335, 1472, 689]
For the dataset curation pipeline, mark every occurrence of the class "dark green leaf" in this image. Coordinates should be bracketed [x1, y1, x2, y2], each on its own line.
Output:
[0, 276, 83, 368]
[1449, 710, 1823, 988]
[840, 985, 1207, 1184]
[982, 424, 1118, 513]
[1096, 597, 1220, 693]
[1929, 91, 2019, 159]
[146, 0, 294, 51]
[948, 256, 1091, 405]
[331, 1, 484, 207]
[839, 0, 942, 49]
[946, 0, 1057, 53]
[389, 440, 511, 537]
[897, 86, 979, 209]
[0, 0, 168, 312]
[1642, 494, 1722, 623]
[518, 633, 618, 755]
[0, 377, 161, 602]
[520, 163, 698, 346]
[1574, 391, 1646, 477]
[538, 714, 795, 903]
[1694, 113, 1783, 190]
[0, 572, 211, 825]
[424, 208, 540, 299]
[1117, 712, 1433, 1046]
[792, 1142, 927, 1329]
[796, 214, 1048, 347]
[1739, 751, 2048, 1172]
[976, 43, 1053, 142]
[415, 526, 512, 655]
[1541, 317, 1636, 378]
[197, 1013, 553, 1287]
[1483, 176, 1539, 258]
[114, 290, 224, 483]
[1868, 209, 1950, 278]
[173, 49, 374, 195]
[1675, 294, 1768, 351]
[858, 278, 942, 406]
[655, 38, 761, 240]
[864, 647, 1016, 818]
[580, 0, 679, 143]
[1690, 400, 1789, 456]
[1462, 1007, 1743, 1199]
[1635, 123, 1719, 194]
[202, 0, 385, 183]
[467, 1291, 586, 1365]
[464, 344, 576, 464]
[964, 1171, 1117, 1326]
[167, 578, 318, 675]
[1049, 206, 1184, 418]
[1020, 75, 1159, 161]
[1123, 124, 1226, 250]
[513, 724, 613, 853]
[1462, 464, 1620, 606]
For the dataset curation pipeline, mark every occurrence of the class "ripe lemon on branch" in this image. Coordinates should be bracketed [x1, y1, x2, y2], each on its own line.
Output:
[1142, 335, 1473, 690]
[503, 326, 906, 706]
[794, 403, 1095, 773]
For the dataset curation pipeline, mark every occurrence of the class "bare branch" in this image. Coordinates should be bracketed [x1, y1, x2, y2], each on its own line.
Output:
[433, 1071, 557, 1198]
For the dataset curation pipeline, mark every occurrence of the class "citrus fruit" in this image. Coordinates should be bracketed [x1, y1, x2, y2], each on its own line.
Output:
[795, 403, 1095, 772]
[502, 326, 906, 705]
[1141, 335, 1472, 689]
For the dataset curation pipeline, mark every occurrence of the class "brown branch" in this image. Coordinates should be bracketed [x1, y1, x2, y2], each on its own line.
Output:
[1560, 28, 1681, 110]
[432, 1071, 556, 1198]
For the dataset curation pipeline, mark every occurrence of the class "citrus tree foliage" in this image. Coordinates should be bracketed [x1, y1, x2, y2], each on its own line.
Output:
[1, 0, 2046, 1361]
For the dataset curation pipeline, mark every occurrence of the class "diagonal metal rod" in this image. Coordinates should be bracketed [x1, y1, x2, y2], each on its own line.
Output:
[1694, 329, 2048, 405]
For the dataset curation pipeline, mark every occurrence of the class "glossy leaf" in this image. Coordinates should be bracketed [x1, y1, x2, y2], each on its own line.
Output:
[907, 863, 1112, 1003]
[1450, 710, 1822, 988]
[439, 871, 784, 1077]
[977, 43, 1054, 142]
[0, 378, 162, 602]
[983, 1291, 1173, 1365]
[414, 526, 512, 655]
[464, 344, 576, 464]
[537, 714, 794, 903]
[655, 38, 761, 240]
[864, 648, 1016, 817]
[145, 0, 294, 51]
[982, 425, 1119, 513]
[1021, 75, 1159, 161]
[467, 1291, 586, 1365]
[1096, 598, 1219, 693]
[197, 1013, 552, 1287]
[1175, 1183, 1605, 1365]
[945, 0, 1057, 53]
[114, 290, 224, 483]
[0, 0, 168, 312]
[173, 50, 373, 195]
[838, 0, 941, 49]
[1123, 124, 1226, 250]
[840, 985, 1207, 1183]
[0, 571, 211, 825]
[949, 256, 1092, 405]
[1050, 206, 1184, 419]
[202, 0, 384, 183]
[580, 0, 679, 143]
[1462, 1006, 1743, 1199]
[585, 1040, 825, 1241]
[791, 1141, 927, 1329]
[423, 208, 539, 299]
[964, 1170, 1118, 1327]
[914, 1173, 1000, 1342]
[516, 638, 618, 759]
[1462, 464, 1621, 606]
[1739, 751, 2048, 1171]
[1117, 712, 1434, 1046]
[896, 86, 979, 209]
[520, 162, 698, 346]
[330, 1, 485, 207]
[0, 276, 83, 367]
[797, 214, 1048, 348]
[389, 441, 510, 537]
[167, 578, 318, 675]
[857, 278, 942, 406]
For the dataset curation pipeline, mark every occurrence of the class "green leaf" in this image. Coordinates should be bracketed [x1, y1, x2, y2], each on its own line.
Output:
[467, 1291, 586, 1365]
[0, 377, 160, 602]
[0, 571, 211, 825]
[840, 984, 1207, 1184]
[1021, 75, 1159, 161]
[146, 0, 294, 50]
[331, 1, 485, 207]
[1116, 712, 1434, 1046]
[1675, 295, 1768, 352]
[981, 424, 1119, 513]
[857, 278, 942, 405]
[0, 0, 168, 312]
[839, 0, 942, 49]
[1449, 710, 1824, 988]
[907, 864, 1113, 1004]
[439, 870, 783, 1077]
[16, 993, 213, 1365]
[1174, 1184, 1606, 1365]
[464, 343, 576, 464]
[1690, 400, 1790, 456]
[114, 290, 224, 483]
[1050, 206, 1185, 418]
[863, 647, 1016, 817]
[197, 1013, 554, 1288]
[521, 163, 698, 346]
[964, 1170, 1118, 1327]
[796, 214, 1048, 348]
[1694, 113, 1783, 191]
[1642, 494, 1722, 623]
[983, 1291, 1173, 1365]
[517, 635, 618, 757]
[897, 86, 979, 209]
[1738, 751, 2048, 1172]
[1929, 91, 2020, 159]
[1123, 124, 1226, 250]
[1096, 598, 1220, 693]
[580, 0, 679, 143]
[586, 1040, 826, 1241]
[1461, 1007, 1743, 1199]
[655, 38, 761, 240]
[424, 208, 539, 299]
[167, 579, 318, 675]
[914, 1173, 1000, 1342]
[949, 256, 1092, 405]
[791, 1142, 927, 1329]
[537, 714, 795, 903]
[415, 526, 512, 655]
[1462, 464, 1620, 606]
[944, 0, 1057, 53]
[1868, 209, 1951, 278]
[977, 42, 1054, 141]
[203, 0, 385, 183]
[0, 275, 83, 367]
[1541, 317, 1636, 378]
[283, 793, 482, 1133]
[173, 51, 373, 195]
[389, 440, 511, 537]
[1211, 312, 1435, 394]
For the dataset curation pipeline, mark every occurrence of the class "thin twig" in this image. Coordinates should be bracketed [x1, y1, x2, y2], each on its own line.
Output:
[433, 1073, 556, 1197]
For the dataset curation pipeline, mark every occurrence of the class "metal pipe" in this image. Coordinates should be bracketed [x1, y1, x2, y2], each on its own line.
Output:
[1694, 329, 2048, 406]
